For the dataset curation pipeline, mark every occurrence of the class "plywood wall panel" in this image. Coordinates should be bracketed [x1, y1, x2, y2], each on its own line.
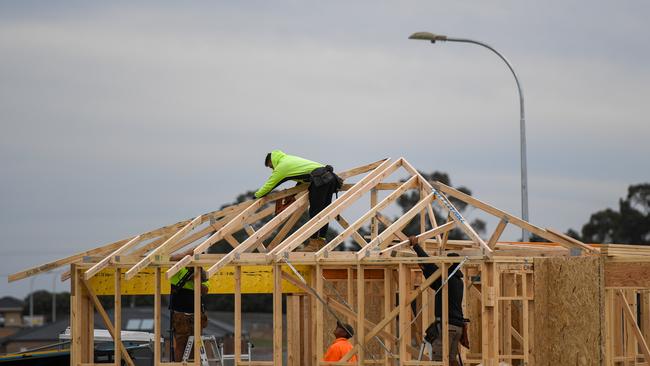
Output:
[533, 257, 604, 366]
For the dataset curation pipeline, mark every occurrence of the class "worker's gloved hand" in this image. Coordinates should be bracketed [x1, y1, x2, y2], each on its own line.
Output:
[408, 236, 418, 247]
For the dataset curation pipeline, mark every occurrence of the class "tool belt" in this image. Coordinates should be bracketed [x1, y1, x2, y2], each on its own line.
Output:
[172, 311, 208, 334]
[425, 318, 471, 348]
[310, 165, 342, 190]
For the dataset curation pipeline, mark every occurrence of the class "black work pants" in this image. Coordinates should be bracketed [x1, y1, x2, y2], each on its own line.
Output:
[308, 180, 337, 238]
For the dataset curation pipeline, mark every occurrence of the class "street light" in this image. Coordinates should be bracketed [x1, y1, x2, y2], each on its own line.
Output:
[409, 31, 530, 242]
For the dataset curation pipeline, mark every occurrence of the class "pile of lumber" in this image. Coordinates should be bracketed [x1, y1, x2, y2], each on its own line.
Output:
[600, 244, 650, 257]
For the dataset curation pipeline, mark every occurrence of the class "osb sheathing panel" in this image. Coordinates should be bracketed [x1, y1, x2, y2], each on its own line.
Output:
[533, 256, 604, 366]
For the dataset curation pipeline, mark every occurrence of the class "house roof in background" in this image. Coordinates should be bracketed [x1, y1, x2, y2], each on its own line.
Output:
[0, 306, 244, 347]
[0, 297, 24, 311]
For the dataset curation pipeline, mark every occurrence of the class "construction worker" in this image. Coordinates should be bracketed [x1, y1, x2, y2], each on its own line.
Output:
[408, 236, 467, 366]
[323, 321, 358, 363]
[168, 259, 210, 362]
[255, 150, 341, 247]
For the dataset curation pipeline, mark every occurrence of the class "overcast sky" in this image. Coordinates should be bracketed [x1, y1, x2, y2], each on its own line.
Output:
[1, 1, 649, 298]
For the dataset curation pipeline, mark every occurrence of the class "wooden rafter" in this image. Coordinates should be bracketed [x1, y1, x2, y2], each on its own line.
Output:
[400, 160, 487, 246]
[316, 175, 418, 256]
[356, 192, 435, 259]
[125, 214, 205, 280]
[269, 158, 402, 258]
[378, 221, 456, 255]
[203, 192, 309, 277]
[84, 235, 142, 280]
[432, 181, 595, 253]
[15, 155, 632, 366]
[375, 213, 409, 243]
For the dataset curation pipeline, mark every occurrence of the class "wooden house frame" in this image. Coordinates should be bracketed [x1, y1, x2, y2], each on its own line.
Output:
[9, 158, 650, 366]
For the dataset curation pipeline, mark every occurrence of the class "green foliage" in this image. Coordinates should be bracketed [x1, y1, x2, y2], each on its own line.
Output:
[22, 291, 70, 321]
[569, 183, 650, 244]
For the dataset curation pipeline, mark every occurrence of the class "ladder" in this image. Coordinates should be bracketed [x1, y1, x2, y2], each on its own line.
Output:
[182, 335, 224, 365]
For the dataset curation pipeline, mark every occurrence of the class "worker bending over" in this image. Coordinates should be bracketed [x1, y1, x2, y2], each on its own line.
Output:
[409, 236, 468, 366]
[255, 150, 341, 247]
[323, 322, 358, 363]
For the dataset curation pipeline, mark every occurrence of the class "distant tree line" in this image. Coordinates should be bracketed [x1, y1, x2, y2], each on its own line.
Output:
[21, 291, 70, 321]
[565, 183, 650, 244]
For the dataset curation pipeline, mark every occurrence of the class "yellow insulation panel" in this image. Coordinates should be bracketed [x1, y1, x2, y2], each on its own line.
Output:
[87, 265, 310, 295]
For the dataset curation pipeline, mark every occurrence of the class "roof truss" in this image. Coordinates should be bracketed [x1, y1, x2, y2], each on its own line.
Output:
[9, 157, 595, 283]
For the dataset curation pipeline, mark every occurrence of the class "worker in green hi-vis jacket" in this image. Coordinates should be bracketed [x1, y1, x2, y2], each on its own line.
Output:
[168, 266, 209, 362]
[255, 150, 341, 248]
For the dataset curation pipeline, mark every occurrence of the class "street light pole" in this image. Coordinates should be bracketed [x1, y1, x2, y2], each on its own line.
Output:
[409, 32, 530, 241]
[29, 277, 35, 327]
[52, 272, 57, 323]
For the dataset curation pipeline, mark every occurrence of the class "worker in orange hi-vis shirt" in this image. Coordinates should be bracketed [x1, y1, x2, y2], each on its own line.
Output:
[323, 322, 358, 362]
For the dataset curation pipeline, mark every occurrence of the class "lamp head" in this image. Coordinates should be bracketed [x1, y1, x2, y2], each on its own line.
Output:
[408, 32, 448, 43]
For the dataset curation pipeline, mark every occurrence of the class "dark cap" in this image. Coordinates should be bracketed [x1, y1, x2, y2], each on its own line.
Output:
[337, 321, 354, 338]
[265, 153, 272, 167]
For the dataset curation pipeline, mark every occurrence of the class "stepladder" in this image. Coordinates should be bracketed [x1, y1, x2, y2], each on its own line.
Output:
[183, 335, 224, 365]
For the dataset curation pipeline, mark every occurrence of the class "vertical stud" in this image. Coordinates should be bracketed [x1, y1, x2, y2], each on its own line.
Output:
[234, 265, 242, 363]
[273, 265, 283, 365]
[114, 268, 121, 366]
[154, 267, 161, 366]
[357, 264, 366, 362]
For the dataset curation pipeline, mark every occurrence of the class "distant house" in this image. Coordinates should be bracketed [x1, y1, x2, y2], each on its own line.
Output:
[0, 297, 25, 343]
[0, 318, 69, 354]
[0, 297, 24, 328]
[0, 307, 244, 356]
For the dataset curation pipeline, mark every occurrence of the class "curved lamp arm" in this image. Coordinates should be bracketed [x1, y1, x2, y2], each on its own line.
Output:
[409, 32, 530, 241]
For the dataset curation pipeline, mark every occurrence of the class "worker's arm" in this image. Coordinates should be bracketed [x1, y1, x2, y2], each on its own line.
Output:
[201, 269, 210, 295]
[409, 236, 439, 279]
[255, 169, 284, 198]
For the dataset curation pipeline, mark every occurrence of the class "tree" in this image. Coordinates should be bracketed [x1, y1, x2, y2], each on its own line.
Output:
[22, 291, 70, 322]
[568, 183, 650, 244]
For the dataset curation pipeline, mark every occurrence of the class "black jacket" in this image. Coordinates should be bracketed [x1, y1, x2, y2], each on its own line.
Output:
[413, 243, 465, 327]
